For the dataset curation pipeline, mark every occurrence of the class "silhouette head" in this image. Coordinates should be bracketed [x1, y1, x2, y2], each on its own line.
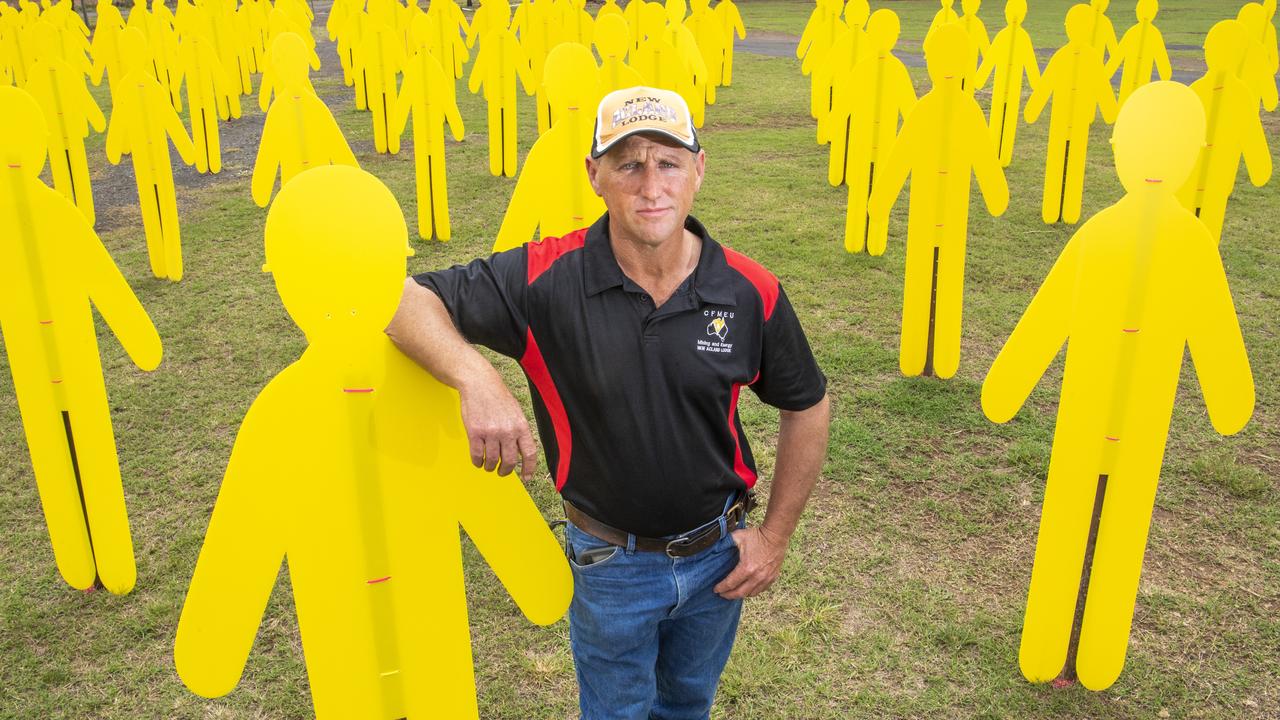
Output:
[665, 0, 685, 24]
[1090, 0, 1109, 11]
[264, 166, 410, 341]
[1004, 0, 1026, 24]
[543, 42, 600, 118]
[844, 0, 870, 28]
[689, 0, 709, 13]
[924, 22, 969, 86]
[865, 9, 900, 53]
[939, 0, 954, 9]
[593, 14, 631, 59]
[1203, 19, 1247, 72]
[962, 0, 980, 15]
[269, 32, 311, 93]
[1065, 4, 1093, 44]
[1237, 3, 1265, 33]
[0, 87, 49, 180]
[1135, 0, 1157, 22]
[120, 27, 150, 76]
[1111, 81, 1204, 194]
[31, 20, 61, 56]
[1266, 0, 1276, 20]
[641, 3, 666, 36]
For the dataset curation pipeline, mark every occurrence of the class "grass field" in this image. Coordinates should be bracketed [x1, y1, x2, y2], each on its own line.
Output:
[1, 0, 1278, 718]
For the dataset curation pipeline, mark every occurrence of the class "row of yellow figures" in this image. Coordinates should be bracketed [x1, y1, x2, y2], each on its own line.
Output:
[795, 2, 1272, 384]
[1, 0, 319, 282]
[312, 0, 746, 244]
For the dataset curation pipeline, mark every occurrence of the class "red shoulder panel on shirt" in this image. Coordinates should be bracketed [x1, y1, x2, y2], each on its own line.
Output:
[722, 246, 779, 321]
[527, 228, 589, 285]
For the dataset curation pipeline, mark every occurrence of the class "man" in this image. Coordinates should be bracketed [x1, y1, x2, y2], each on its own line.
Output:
[386, 86, 830, 720]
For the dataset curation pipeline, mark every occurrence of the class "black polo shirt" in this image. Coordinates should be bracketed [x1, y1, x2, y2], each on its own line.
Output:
[415, 213, 826, 537]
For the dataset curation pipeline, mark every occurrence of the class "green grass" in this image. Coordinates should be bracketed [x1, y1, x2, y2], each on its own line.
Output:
[2, 1, 1279, 718]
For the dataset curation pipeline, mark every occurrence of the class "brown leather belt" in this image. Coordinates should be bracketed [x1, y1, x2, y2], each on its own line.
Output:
[563, 492, 757, 558]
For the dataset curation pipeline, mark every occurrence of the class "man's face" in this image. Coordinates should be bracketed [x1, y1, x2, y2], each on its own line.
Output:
[586, 134, 705, 249]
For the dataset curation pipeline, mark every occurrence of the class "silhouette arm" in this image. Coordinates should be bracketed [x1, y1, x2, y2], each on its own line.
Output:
[83, 82, 106, 133]
[1020, 34, 1041, 88]
[1024, 62, 1052, 122]
[468, 44, 486, 94]
[174, 398, 288, 698]
[494, 141, 546, 251]
[732, 5, 745, 39]
[456, 469, 571, 626]
[513, 39, 535, 95]
[250, 110, 282, 207]
[975, 35, 997, 89]
[444, 74, 465, 141]
[76, 212, 162, 371]
[1103, 39, 1123, 79]
[104, 99, 129, 163]
[1096, 66, 1118, 123]
[1241, 109, 1272, 187]
[1153, 30, 1170, 81]
[970, 105, 1009, 215]
[391, 66, 414, 142]
[1186, 234, 1254, 435]
[981, 235, 1077, 423]
[162, 95, 197, 165]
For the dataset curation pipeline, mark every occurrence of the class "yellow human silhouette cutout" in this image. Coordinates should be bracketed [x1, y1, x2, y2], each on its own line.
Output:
[867, 23, 1008, 378]
[1025, 4, 1117, 225]
[105, 27, 195, 281]
[683, 0, 723, 93]
[90, 0, 129, 98]
[510, 0, 559, 135]
[664, 11, 711, 124]
[595, 14, 646, 93]
[1085, 0, 1120, 65]
[468, 24, 534, 177]
[251, 32, 358, 208]
[178, 30, 239, 174]
[493, 43, 604, 252]
[424, 0, 469, 82]
[1237, 3, 1280, 112]
[355, 18, 405, 155]
[827, 9, 917, 255]
[813, 0, 867, 133]
[1, 86, 162, 594]
[257, 8, 321, 112]
[1176, 19, 1272, 244]
[462, 0, 503, 50]
[922, 0, 959, 52]
[983, 81, 1254, 692]
[1104, 0, 1170, 108]
[956, 0, 990, 94]
[393, 40, 464, 241]
[797, 0, 844, 118]
[713, 0, 745, 86]
[561, 0, 595, 48]
[25, 23, 105, 224]
[623, 0, 651, 62]
[975, 0, 1040, 167]
[174, 165, 572, 719]
[599, 0, 623, 20]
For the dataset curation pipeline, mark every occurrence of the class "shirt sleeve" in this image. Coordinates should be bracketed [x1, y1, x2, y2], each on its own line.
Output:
[413, 246, 530, 360]
[750, 284, 827, 411]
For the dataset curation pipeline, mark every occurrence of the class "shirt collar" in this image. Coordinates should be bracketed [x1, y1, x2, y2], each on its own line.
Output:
[582, 212, 738, 307]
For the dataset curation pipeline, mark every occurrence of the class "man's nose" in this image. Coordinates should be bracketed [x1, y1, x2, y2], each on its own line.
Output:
[637, 165, 663, 200]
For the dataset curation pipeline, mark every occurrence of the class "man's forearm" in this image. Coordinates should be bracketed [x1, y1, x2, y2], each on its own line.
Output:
[759, 394, 831, 542]
[385, 277, 502, 391]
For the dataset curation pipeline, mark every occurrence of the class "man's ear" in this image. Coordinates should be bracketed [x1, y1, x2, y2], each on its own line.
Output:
[692, 150, 706, 193]
[586, 155, 604, 197]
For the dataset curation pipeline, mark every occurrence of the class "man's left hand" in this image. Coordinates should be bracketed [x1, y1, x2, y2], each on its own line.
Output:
[713, 525, 789, 600]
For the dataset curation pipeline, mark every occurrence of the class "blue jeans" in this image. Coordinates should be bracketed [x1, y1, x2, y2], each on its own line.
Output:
[565, 507, 745, 720]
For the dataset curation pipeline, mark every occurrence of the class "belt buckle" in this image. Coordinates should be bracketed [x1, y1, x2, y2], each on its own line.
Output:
[665, 534, 697, 558]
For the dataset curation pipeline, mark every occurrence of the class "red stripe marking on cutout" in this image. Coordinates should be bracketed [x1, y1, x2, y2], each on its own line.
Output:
[367, 576, 391, 584]
[39, 320, 53, 325]
[1122, 328, 1139, 333]
[343, 387, 374, 393]
[7, 164, 20, 169]
[520, 330, 572, 491]
[1144, 178, 1162, 184]
[1105, 436, 1120, 442]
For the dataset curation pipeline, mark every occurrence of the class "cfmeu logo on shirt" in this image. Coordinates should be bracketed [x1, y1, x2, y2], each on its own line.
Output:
[699, 310, 734, 354]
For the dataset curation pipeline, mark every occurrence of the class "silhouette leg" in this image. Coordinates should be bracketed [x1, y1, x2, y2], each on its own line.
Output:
[898, 230, 933, 376]
[1042, 136, 1068, 224]
[931, 237, 966, 379]
[430, 151, 451, 241]
[1061, 132, 1090, 224]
